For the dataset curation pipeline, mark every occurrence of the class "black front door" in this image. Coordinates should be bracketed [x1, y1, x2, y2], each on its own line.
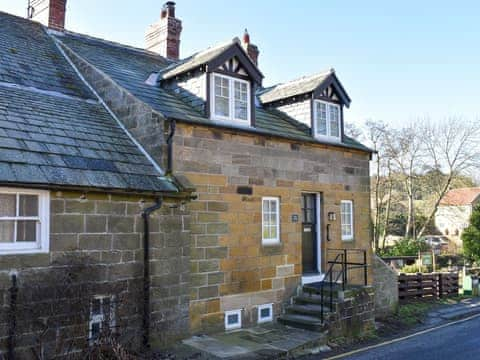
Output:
[301, 193, 317, 274]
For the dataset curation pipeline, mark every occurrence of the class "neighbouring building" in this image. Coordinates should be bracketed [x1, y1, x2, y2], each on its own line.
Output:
[0, 0, 373, 357]
[435, 187, 480, 248]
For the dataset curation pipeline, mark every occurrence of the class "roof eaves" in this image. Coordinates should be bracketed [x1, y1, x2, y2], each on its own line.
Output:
[165, 114, 373, 153]
[159, 38, 264, 83]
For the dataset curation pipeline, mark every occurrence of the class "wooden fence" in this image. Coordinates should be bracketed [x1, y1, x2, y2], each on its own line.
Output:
[398, 272, 459, 303]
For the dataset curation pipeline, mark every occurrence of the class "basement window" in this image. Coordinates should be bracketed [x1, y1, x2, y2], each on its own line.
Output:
[0, 188, 49, 254]
[314, 100, 341, 141]
[257, 303, 273, 323]
[210, 73, 251, 125]
[225, 309, 242, 330]
[89, 295, 115, 344]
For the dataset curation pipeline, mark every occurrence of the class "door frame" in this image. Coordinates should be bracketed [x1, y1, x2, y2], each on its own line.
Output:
[301, 193, 324, 285]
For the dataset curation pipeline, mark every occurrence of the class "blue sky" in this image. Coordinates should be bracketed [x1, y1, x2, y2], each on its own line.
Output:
[1, 0, 479, 127]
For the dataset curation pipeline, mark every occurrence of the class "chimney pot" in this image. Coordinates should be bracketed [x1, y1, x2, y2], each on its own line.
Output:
[146, 2, 182, 60]
[243, 29, 250, 44]
[164, 1, 176, 17]
[241, 29, 259, 66]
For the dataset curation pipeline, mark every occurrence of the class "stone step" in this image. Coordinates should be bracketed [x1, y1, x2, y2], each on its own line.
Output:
[277, 314, 326, 332]
[286, 303, 331, 318]
[295, 293, 339, 307]
[303, 282, 345, 297]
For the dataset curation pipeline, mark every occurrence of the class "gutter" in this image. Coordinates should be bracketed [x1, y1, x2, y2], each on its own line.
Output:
[164, 115, 374, 154]
[142, 197, 163, 348]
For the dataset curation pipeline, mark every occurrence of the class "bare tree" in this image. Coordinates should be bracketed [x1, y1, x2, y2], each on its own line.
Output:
[417, 118, 480, 238]
[380, 158, 394, 248]
[385, 124, 424, 239]
[363, 120, 390, 250]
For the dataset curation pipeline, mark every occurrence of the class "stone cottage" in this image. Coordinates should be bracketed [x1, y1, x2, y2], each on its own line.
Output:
[435, 187, 480, 250]
[0, 0, 373, 357]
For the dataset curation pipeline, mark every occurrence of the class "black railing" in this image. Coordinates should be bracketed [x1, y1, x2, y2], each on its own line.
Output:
[308, 248, 368, 323]
[327, 248, 368, 287]
[320, 252, 344, 323]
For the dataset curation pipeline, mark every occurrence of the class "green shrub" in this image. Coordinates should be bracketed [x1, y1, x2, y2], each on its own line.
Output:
[400, 264, 428, 273]
[462, 205, 480, 264]
[378, 237, 429, 257]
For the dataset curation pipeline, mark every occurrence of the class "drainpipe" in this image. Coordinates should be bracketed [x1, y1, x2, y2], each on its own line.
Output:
[166, 119, 176, 175]
[142, 197, 163, 348]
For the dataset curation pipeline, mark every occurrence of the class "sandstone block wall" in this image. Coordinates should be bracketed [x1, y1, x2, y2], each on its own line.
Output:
[329, 286, 375, 338]
[173, 123, 372, 333]
[373, 255, 398, 317]
[0, 191, 190, 357]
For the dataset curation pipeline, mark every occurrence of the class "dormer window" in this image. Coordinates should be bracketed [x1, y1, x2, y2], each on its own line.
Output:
[314, 100, 341, 140]
[211, 73, 251, 125]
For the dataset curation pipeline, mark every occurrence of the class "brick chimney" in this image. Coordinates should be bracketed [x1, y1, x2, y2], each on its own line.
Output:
[28, 0, 67, 31]
[145, 2, 183, 60]
[242, 29, 259, 66]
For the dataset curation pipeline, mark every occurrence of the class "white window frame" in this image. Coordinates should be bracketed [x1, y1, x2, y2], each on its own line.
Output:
[257, 303, 273, 323]
[313, 99, 341, 141]
[89, 295, 115, 344]
[225, 309, 242, 330]
[262, 197, 280, 245]
[341, 200, 354, 241]
[210, 73, 251, 125]
[0, 187, 50, 254]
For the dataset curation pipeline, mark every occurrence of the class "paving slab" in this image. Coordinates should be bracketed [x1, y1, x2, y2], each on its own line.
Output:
[425, 297, 480, 325]
[182, 323, 327, 359]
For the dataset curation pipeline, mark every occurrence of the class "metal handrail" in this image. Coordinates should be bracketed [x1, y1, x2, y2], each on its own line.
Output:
[313, 249, 369, 323]
[327, 248, 368, 286]
[318, 252, 344, 323]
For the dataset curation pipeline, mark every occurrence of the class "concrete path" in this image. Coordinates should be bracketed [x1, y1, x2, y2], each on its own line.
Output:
[182, 323, 327, 359]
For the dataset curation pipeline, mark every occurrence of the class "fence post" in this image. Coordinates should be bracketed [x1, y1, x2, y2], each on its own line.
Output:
[438, 273, 443, 299]
[363, 250, 368, 286]
[8, 274, 18, 360]
[416, 273, 423, 299]
[398, 273, 405, 302]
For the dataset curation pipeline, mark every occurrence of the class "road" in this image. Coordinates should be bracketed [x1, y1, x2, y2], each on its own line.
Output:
[320, 316, 480, 360]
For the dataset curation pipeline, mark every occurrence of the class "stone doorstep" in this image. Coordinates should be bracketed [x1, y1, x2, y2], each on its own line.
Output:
[182, 323, 328, 359]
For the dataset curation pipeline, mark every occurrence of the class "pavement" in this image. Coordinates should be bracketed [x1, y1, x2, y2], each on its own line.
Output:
[424, 296, 480, 325]
[303, 297, 480, 360]
[322, 313, 480, 359]
[179, 323, 328, 359]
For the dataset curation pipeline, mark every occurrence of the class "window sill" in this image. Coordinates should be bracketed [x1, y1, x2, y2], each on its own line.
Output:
[314, 135, 342, 143]
[210, 117, 252, 128]
[0, 246, 49, 255]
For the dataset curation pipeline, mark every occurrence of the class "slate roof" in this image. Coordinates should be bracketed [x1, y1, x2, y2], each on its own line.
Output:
[53, 31, 371, 153]
[440, 188, 480, 206]
[0, 12, 177, 193]
[258, 70, 333, 104]
[158, 39, 236, 80]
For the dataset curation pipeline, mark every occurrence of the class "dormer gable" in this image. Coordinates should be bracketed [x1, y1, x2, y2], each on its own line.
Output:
[158, 39, 263, 126]
[258, 70, 351, 143]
